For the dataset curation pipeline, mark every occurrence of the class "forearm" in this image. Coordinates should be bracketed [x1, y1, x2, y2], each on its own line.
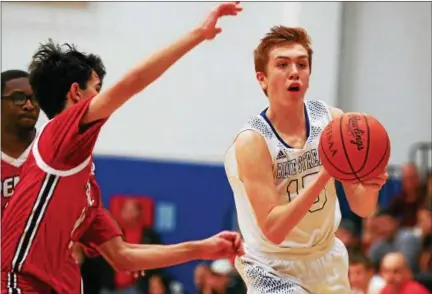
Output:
[122, 27, 205, 96]
[126, 243, 165, 249]
[264, 171, 330, 244]
[343, 184, 379, 217]
[117, 241, 204, 272]
[87, 27, 206, 122]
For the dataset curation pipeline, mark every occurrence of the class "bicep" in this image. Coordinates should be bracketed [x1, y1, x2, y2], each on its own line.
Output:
[234, 131, 280, 228]
[98, 236, 129, 270]
[38, 98, 107, 170]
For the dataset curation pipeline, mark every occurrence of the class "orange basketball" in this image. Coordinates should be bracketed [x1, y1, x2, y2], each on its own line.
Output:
[318, 112, 391, 182]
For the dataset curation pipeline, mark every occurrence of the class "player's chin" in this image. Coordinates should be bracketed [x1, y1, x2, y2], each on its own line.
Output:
[18, 118, 37, 129]
[19, 115, 37, 123]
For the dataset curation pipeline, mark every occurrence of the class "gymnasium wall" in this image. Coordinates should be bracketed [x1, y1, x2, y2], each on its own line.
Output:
[3, 2, 430, 165]
[2, 2, 431, 293]
[338, 2, 432, 168]
[2, 1, 342, 163]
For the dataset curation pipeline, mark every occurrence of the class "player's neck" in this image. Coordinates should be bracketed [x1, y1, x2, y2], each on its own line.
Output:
[267, 99, 305, 135]
[1, 127, 36, 158]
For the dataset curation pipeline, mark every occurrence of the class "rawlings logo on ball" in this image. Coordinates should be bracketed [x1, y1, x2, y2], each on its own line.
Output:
[347, 115, 365, 151]
[319, 112, 390, 182]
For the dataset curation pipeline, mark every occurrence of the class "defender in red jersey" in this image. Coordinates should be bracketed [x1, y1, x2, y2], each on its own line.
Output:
[1, 70, 94, 294]
[2, 3, 244, 293]
[1, 70, 40, 215]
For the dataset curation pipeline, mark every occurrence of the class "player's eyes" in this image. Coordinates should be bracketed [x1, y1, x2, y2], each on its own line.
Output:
[299, 63, 307, 68]
[278, 62, 288, 68]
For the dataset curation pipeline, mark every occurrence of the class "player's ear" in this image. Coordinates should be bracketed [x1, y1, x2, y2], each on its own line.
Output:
[256, 71, 267, 92]
[69, 82, 82, 103]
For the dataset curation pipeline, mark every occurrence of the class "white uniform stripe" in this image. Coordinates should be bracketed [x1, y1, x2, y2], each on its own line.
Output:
[11, 174, 59, 272]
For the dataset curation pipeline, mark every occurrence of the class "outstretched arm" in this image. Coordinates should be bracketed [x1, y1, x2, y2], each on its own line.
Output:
[82, 2, 242, 124]
[98, 231, 243, 272]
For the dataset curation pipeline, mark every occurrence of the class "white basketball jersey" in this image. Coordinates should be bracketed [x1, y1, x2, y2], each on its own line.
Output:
[225, 100, 341, 259]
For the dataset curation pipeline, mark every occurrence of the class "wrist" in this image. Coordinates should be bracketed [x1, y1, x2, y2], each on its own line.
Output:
[318, 168, 331, 184]
[187, 240, 206, 259]
[189, 27, 207, 43]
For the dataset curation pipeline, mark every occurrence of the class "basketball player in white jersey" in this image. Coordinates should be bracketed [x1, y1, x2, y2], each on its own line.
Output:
[224, 26, 388, 293]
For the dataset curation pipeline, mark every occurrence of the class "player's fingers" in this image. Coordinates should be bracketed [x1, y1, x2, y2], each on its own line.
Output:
[219, 10, 239, 17]
[375, 170, 388, 179]
[219, 3, 242, 15]
[363, 172, 387, 185]
[373, 177, 387, 186]
[235, 241, 245, 256]
[220, 2, 241, 9]
[369, 183, 383, 191]
[218, 231, 237, 240]
[234, 234, 241, 248]
[219, 239, 237, 254]
[231, 4, 243, 12]
[222, 232, 242, 245]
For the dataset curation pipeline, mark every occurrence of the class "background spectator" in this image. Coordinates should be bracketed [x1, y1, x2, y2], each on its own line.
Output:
[367, 209, 422, 272]
[380, 252, 430, 294]
[348, 253, 385, 294]
[336, 219, 362, 255]
[388, 163, 424, 227]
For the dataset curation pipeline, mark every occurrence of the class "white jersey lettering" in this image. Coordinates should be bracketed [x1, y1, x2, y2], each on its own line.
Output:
[225, 100, 342, 259]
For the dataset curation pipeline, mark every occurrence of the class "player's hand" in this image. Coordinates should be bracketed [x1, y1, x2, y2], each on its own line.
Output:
[199, 2, 243, 40]
[346, 168, 388, 192]
[197, 231, 244, 260]
[361, 169, 388, 191]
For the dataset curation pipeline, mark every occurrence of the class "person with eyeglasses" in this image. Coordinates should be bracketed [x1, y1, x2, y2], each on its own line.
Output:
[1, 3, 244, 294]
[1, 69, 40, 216]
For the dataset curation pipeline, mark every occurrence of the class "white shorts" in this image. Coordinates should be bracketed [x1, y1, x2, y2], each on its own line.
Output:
[235, 238, 350, 294]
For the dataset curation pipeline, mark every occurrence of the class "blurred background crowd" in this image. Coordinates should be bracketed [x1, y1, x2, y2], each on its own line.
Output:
[73, 162, 432, 294]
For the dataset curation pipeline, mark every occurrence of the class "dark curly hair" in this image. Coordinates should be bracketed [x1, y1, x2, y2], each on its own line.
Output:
[28, 39, 106, 118]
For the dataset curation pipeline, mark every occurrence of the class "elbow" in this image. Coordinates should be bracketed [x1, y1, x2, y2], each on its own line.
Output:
[261, 224, 290, 245]
[259, 210, 294, 245]
[109, 244, 135, 272]
[265, 234, 284, 245]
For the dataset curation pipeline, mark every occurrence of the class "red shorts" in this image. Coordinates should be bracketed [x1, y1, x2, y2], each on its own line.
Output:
[1, 272, 52, 294]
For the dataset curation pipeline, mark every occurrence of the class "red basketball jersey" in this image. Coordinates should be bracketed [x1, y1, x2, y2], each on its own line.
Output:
[1, 98, 122, 293]
[1, 145, 32, 215]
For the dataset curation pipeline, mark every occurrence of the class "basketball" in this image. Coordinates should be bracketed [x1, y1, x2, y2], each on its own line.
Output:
[318, 112, 391, 182]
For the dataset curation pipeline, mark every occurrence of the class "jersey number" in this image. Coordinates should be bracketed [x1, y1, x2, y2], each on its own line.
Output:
[286, 172, 327, 213]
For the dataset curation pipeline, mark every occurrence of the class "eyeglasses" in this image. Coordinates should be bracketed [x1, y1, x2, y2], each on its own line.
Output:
[1, 92, 38, 106]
